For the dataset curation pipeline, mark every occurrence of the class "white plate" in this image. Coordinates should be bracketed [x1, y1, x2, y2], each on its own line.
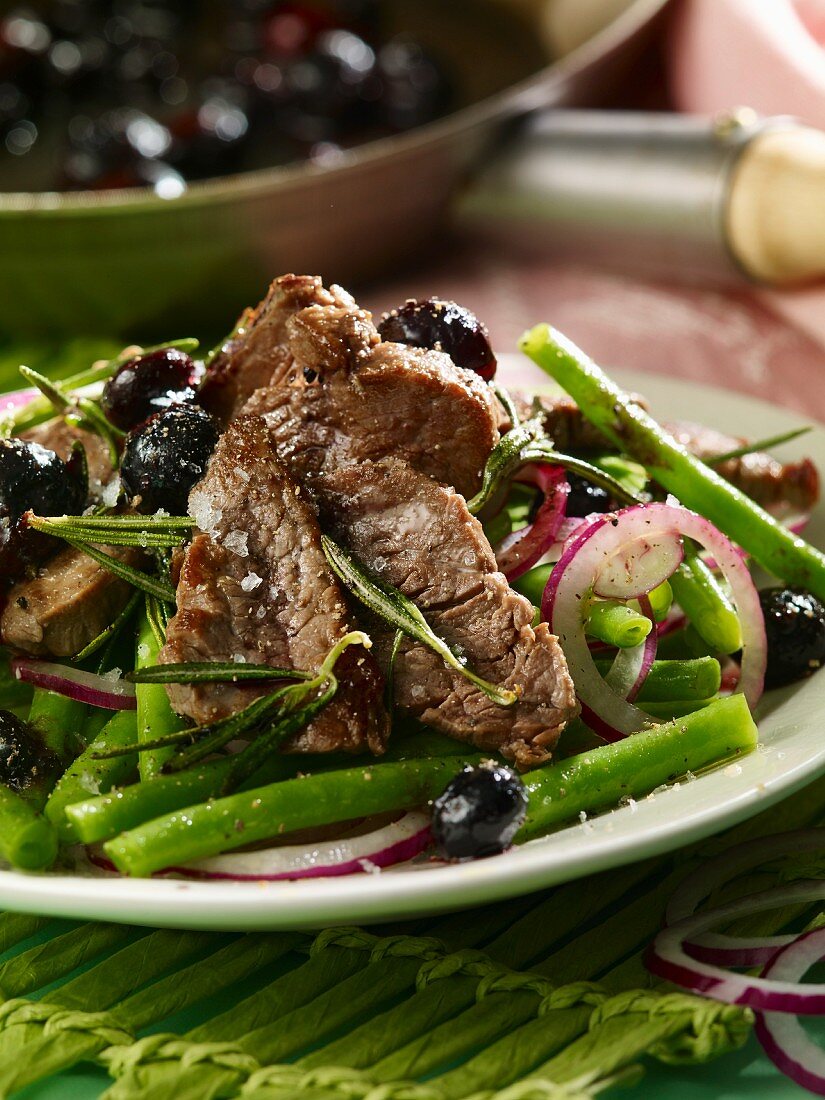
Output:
[2, 359, 825, 930]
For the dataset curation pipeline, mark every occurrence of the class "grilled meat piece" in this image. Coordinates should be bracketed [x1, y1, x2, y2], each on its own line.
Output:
[665, 420, 819, 517]
[227, 280, 575, 764]
[1, 544, 141, 657]
[241, 283, 499, 499]
[161, 416, 388, 754]
[198, 275, 357, 424]
[313, 456, 578, 768]
[518, 393, 819, 516]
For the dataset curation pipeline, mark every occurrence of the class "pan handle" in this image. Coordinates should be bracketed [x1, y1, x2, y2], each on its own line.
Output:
[456, 108, 825, 286]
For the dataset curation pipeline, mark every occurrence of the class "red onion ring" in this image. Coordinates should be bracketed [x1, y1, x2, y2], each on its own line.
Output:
[755, 928, 825, 1095]
[496, 466, 569, 581]
[647, 881, 825, 1012]
[542, 502, 766, 740]
[665, 829, 825, 966]
[164, 811, 432, 881]
[12, 658, 137, 710]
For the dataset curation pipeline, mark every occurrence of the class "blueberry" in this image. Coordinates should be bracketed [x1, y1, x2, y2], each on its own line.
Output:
[431, 761, 528, 860]
[760, 587, 825, 689]
[0, 710, 44, 792]
[120, 405, 218, 516]
[564, 472, 612, 518]
[0, 438, 86, 579]
[378, 298, 496, 382]
[101, 347, 198, 431]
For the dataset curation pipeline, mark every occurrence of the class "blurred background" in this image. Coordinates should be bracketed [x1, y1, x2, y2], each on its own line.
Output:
[1, 0, 825, 416]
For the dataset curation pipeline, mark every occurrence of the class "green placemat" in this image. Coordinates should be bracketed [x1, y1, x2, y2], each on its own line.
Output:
[0, 776, 820, 1100]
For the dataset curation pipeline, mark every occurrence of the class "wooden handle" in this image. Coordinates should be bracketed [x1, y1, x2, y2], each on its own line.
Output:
[727, 125, 825, 285]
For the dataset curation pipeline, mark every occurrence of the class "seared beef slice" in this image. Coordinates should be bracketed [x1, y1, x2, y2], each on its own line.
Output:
[321, 458, 577, 767]
[238, 282, 577, 765]
[1, 544, 142, 657]
[211, 274, 500, 498]
[161, 416, 388, 754]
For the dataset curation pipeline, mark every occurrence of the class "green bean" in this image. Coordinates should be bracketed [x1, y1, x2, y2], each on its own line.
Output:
[670, 550, 742, 654]
[27, 688, 86, 763]
[512, 563, 553, 609]
[66, 749, 298, 845]
[0, 785, 58, 871]
[46, 710, 138, 841]
[642, 580, 673, 623]
[0, 650, 32, 718]
[586, 600, 652, 648]
[519, 694, 757, 841]
[640, 698, 716, 720]
[135, 612, 187, 780]
[520, 324, 825, 596]
[592, 657, 721, 702]
[23, 689, 88, 809]
[103, 754, 483, 877]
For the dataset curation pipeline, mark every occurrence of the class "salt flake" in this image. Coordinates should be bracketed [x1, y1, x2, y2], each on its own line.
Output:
[241, 572, 262, 593]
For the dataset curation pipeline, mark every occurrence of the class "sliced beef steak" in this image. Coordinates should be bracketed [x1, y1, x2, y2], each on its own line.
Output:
[242, 286, 499, 498]
[312, 456, 578, 767]
[161, 416, 387, 754]
[1, 544, 141, 656]
[665, 420, 819, 517]
[199, 275, 363, 424]
[517, 393, 819, 515]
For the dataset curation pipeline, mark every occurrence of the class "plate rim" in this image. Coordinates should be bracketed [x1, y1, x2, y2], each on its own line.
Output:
[2, 360, 824, 930]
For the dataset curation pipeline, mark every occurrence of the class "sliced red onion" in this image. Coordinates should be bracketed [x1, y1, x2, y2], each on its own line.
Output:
[165, 811, 432, 881]
[605, 596, 657, 702]
[755, 928, 825, 1095]
[12, 658, 137, 710]
[647, 881, 825, 1012]
[665, 829, 825, 966]
[0, 388, 35, 415]
[542, 502, 766, 739]
[594, 533, 684, 600]
[497, 466, 569, 582]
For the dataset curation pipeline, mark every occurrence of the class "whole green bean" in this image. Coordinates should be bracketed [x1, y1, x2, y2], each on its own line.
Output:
[135, 612, 187, 780]
[46, 710, 138, 841]
[640, 698, 716, 720]
[592, 657, 721, 702]
[586, 600, 652, 648]
[23, 688, 88, 809]
[520, 324, 825, 596]
[519, 694, 757, 841]
[67, 748, 296, 845]
[27, 688, 86, 764]
[104, 754, 483, 877]
[640, 580, 673, 623]
[512, 563, 552, 610]
[0, 785, 58, 871]
[670, 550, 742, 654]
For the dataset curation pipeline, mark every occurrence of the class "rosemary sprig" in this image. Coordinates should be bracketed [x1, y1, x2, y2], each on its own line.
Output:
[24, 523, 176, 602]
[467, 420, 643, 516]
[491, 382, 520, 429]
[94, 632, 369, 785]
[385, 627, 404, 717]
[72, 590, 142, 663]
[321, 535, 517, 708]
[127, 661, 311, 684]
[18, 364, 124, 465]
[3, 337, 198, 436]
[707, 426, 812, 465]
[145, 593, 172, 648]
[27, 513, 193, 550]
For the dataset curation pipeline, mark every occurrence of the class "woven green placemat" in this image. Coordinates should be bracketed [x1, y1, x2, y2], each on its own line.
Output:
[0, 776, 820, 1100]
